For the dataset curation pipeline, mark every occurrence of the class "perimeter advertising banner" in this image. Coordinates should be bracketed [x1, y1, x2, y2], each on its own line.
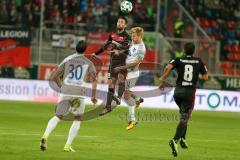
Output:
[0, 78, 57, 103]
[51, 32, 85, 49]
[199, 75, 240, 91]
[0, 78, 239, 112]
[0, 28, 31, 67]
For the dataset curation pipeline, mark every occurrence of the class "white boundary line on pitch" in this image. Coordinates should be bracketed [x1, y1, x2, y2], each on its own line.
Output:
[0, 132, 238, 143]
[0, 133, 98, 138]
[149, 137, 240, 143]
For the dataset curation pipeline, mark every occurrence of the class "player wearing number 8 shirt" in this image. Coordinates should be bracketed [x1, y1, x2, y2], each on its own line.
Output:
[159, 42, 208, 157]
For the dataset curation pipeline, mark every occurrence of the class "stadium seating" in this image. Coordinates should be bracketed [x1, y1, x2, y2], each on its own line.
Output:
[181, 0, 240, 75]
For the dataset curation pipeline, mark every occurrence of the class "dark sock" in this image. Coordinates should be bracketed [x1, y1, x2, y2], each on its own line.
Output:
[106, 88, 114, 106]
[117, 82, 125, 99]
[182, 125, 188, 139]
[173, 123, 187, 142]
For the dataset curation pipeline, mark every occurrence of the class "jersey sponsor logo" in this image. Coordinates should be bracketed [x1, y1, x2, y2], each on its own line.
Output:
[182, 82, 193, 86]
[119, 36, 124, 41]
[180, 59, 199, 63]
[111, 33, 126, 42]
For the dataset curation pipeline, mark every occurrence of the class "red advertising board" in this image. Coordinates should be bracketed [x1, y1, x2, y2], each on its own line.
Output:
[0, 28, 31, 67]
[39, 64, 57, 80]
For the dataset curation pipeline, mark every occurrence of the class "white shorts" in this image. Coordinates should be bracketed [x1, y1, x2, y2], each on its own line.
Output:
[56, 94, 85, 117]
[125, 70, 139, 90]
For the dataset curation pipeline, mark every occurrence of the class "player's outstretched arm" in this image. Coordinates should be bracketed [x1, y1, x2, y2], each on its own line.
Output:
[49, 68, 64, 89]
[114, 59, 141, 72]
[91, 80, 98, 105]
[87, 72, 97, 104]
[159, 64, 174, 81]
[93, 36, 112, 56]
[199, 59, 208, 81]
[159, 64, 174, 90]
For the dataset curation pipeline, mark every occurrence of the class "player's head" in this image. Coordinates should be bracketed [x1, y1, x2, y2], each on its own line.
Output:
[131, 27, 144, 43]
[184, 42, 195, 55]
[117, 16, 128, 31]
[76, 40, 87, 54]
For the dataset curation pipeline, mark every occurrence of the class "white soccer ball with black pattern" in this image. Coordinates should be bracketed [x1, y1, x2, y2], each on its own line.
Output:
[120, 1, 133, 13]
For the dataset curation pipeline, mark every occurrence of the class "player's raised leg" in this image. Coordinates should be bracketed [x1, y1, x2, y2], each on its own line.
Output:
[131, 93, 144, 108]
[100, 77, 121, 116]
[117, 73, 126, 100]
[124, 91, 138, 130]
[106, 78, 115, 110]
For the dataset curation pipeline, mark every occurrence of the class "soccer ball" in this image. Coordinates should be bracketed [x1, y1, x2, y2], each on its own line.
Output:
[120, 1, 133, 13]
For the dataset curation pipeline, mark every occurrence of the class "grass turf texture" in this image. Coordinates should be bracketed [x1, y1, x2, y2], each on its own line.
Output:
[0, 100, 239, 160]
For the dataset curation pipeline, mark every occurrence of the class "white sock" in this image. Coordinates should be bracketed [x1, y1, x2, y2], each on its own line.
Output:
[128, 105, 136, 121]
[42, 116, 60, 139]
[66, 121, 80, 146]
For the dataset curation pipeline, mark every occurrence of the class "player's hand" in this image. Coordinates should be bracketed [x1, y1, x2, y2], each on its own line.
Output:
[113, 67, 121, 73]
[91, 53, 97, 59]
[159, 78, 165, 91]
[111, 50, 120, 55]
[159, 83, 165, 91]
[91, 97, 98, 105]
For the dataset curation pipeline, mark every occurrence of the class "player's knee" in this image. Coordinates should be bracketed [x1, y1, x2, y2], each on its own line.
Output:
[108, 79, 113, 85]
[118, 74, 125, 83]
[56, 114, 63, 120]
[179, 113, 189, 125]
[124, 91, 131, 100]
[108, 83, 114, 89]
[74, 115, 82, 121]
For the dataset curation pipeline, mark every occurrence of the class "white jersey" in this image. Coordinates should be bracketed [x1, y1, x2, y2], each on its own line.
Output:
[127, 41, 146, 71]
[126, 41, 146, 80]
[58, 53, 96, 89]
[56, 54, 95, 117]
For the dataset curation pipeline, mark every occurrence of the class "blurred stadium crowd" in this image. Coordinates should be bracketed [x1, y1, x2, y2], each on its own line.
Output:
[181, 0, 240, 75]
[0, 0, 159, 31]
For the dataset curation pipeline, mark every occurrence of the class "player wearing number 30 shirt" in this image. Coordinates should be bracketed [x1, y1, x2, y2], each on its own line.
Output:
[40, 41, 96, 152]
[159, 42, 208, 157]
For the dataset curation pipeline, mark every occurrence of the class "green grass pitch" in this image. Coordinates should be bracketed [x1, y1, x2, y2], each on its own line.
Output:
[0, 100, 239, 160]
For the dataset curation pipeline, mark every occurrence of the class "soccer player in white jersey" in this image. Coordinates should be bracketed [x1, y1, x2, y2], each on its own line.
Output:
[114, 27, 146, 130]
[40, 41, 97, 152]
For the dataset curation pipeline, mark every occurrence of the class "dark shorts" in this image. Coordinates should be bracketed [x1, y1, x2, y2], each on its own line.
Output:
[173, 87, 196, 116]
[108, 65, 127, 79]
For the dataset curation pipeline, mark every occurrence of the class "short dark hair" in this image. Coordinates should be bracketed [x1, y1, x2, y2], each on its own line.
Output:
[76, 40, 87, 54]
[184, 42, 195, 55]
[118, 16, 128, 24]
